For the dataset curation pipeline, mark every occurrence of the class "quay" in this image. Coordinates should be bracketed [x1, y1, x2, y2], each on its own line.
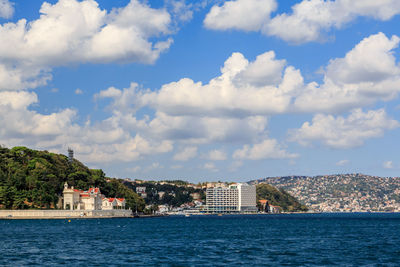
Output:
[0, 209, 132, 219]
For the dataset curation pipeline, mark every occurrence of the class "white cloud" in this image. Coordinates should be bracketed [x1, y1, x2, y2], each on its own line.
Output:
[289, 109, 399, 149]
[99, 35, 400, 152]
[203, 162, 218, 172]
[229, 160, 243, 172]
[0, 0, 173, 90]
[326, 33, 400, 84]
[166, 0, 194, 23]
[173, 146, 197, 161]
[94, 83, 149, 113]
[75, 88, 83, 95]
[5, 30, 400, 170]
[0, 90, 173, 164]
[383, 161, 393, 169]
[206, 149, 227, 161]
[0, 64, 51, 91]
[205, 0, 400, 44]
[266, 0, 400, 43]
[233, 139, 298, 160]
[143, 51, 302, 117]
[141, 113, 269, 144]
[0, 91, 80, 141]
[336, 159, 349, 166]
[0, 0, 13, 19]
[294, 33, 400, 113]
[204, 0, 277, 31]
[94, 82, 271, 145]
[145, 162, 163, 172]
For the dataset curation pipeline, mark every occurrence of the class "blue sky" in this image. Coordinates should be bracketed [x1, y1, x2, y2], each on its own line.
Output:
[1, 0, 400, 182]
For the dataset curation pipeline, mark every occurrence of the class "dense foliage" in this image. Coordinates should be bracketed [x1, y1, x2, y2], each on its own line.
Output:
[256, 183, 308, 212]
[123, 181, 205, 207]
[0, 146, 144, 210]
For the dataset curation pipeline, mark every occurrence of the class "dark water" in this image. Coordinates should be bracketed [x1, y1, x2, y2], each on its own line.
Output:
[1, 213, 400, 266]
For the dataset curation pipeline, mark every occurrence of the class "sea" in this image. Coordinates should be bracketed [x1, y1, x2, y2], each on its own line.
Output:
[1, 213, 400, 266]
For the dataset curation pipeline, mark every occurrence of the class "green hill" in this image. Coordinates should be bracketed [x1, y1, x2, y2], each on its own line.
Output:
[0, 146, 144, 210]
[256, 183, 308, 212]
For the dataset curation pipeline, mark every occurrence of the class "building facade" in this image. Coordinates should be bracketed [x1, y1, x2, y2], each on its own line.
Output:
[102, 198, 126, 210]
[63, 183, 125, 210]
[206, 183, 257, 213]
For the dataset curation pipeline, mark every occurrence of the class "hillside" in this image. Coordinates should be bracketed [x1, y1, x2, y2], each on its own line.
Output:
[123, 180, 205, 207]
[253, 174, 400, 212]
[256, 184, 308, 212]
[0, 146, 144, 210]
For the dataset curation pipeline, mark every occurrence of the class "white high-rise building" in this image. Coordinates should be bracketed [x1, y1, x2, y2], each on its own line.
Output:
[206, 183, 257, 213]
[237, 183, 257, 212]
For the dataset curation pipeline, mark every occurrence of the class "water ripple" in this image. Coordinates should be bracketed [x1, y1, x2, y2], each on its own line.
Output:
[1, 214, 400, 266]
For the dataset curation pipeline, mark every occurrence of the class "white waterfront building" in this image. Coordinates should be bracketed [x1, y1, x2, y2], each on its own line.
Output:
[63, 182, 126, 210]
[206, 183, 257, 213]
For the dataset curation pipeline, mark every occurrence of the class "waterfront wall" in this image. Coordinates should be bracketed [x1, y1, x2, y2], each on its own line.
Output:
[0, 209, 132, 219]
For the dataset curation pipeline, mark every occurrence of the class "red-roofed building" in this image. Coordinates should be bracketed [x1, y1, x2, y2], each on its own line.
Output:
[63, 182, 124, 210]
[102, 197, 126, 210]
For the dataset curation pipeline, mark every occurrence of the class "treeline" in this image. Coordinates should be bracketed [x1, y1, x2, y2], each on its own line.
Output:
[123, 181, 205, 207]
[0, 146, 144, 210]
[256, 183, 308, 212]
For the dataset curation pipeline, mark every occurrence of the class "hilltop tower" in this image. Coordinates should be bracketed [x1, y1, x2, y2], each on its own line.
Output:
[68, 147, 74, 163]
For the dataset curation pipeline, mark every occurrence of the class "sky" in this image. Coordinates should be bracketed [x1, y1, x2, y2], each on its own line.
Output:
[1, 0, 400, 182]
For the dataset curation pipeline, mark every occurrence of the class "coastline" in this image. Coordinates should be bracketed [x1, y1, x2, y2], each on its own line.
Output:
[2, 210, 398, 220]
[0, 209, 133, 219]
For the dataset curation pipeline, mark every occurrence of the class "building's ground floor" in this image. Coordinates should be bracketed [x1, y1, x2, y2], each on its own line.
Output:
[205, 206, 258, 213]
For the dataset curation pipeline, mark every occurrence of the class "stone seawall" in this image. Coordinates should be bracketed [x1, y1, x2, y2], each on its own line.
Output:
[0, 209, 133, 219]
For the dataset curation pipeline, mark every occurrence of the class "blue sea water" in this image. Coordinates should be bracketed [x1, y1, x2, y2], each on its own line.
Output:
[1, 213, 400, 266]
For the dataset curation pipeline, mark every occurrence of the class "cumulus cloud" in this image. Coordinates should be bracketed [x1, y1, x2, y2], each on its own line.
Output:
[233, 139, 298, 160]
[166, 0, 194, 23]
[229, 160, 243, 172]
[173, 146, 198, 161]
[94, 83, 150, 113]
[0, 90, 77, 145]
[0, 0, 173, 90]
[383, 161, 393, 169]
[266, 0, 400, 43]
[5, 31, 400, 169]
[75, 88, 83, 95]
[204, 0, 277, 31]
[205, 0, 400, 43]
[0, 90, 173, 164]
[295, 33, 400, 113]
[143, 51, 302, 117]
[289, 109, 399, 149]
[336, 159, 349, 166]
[206, 149, 227, 161]
[203, 162, 218, 172]
[94, 35, 400, 157]
[94, 84, 271, 146]
[92, 51, 300, 147]
[144, 162, 164, 172]
[0, 0, 13, 19]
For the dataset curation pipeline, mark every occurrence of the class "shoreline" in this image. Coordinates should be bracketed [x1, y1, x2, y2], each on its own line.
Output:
[0, 209, 133, 220]
[1, 210, 399, 220]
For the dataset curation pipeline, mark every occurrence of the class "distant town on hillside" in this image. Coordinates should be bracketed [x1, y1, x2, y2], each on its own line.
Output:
[251, 174, 400, 212]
